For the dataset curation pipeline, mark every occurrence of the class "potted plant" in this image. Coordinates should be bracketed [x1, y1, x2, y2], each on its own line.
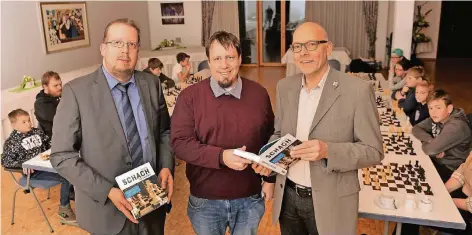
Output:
[412, 2, 432, 58]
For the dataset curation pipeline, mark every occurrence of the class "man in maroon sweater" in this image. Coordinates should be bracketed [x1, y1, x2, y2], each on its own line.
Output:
[171, 31, 275, 235]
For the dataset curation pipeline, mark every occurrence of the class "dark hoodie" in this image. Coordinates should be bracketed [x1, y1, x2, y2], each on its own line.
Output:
[34, 90, 60, 138]
[1, 128, 50, 168]
[413, 108, 472, 171]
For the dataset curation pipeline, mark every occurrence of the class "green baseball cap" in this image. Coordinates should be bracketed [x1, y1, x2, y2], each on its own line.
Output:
[392, 48, 403, 57]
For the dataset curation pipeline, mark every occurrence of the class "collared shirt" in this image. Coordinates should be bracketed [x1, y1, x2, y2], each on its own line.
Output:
[288, 67, 330, 187]
[102, 66, 151, 165]
[210, 76, 242, 99]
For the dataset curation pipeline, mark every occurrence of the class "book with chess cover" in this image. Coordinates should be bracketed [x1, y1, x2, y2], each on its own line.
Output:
[115, 163, 169, 220]
[233, 134, 302, 175]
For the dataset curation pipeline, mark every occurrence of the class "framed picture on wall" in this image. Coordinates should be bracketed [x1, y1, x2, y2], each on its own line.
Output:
[39, 2, 90, 54]
[160, 2, 184, 17]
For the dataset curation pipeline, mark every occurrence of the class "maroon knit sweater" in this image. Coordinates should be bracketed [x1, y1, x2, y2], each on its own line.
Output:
[170, 78, 274, 200]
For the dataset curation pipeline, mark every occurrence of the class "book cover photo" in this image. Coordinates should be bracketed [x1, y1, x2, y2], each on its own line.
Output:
[115, 163, 169, 219]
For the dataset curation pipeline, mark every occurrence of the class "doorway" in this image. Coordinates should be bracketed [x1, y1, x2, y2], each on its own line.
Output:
[238, 0, 305, 66]
[437, 1, 472, 58]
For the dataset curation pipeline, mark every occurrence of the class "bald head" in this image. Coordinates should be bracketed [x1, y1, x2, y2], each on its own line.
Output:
[291, 22, 332, 80]
[293, 22, 328, 42]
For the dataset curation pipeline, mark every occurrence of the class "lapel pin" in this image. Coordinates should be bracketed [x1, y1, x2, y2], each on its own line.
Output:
[333, 81, 339, 87]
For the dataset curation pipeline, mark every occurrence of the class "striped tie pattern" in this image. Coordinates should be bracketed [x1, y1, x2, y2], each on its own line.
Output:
[116, 83, 143, 167]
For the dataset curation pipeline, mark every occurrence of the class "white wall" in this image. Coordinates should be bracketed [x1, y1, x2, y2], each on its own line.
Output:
[415, 1, 441, 59]
[148, 1, 202, 49]
[392, 0, 415, 59]
[1, 1, 151, 89]
[375, 1, 389, 66]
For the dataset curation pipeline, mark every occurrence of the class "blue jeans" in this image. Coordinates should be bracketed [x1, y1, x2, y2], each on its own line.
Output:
[187, 193, 265, 235]
[30, 171, 72, 206]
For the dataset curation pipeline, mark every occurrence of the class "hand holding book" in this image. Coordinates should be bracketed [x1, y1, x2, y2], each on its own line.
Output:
[290, 139, 328, 161]
[159, 168, 174, 201]
[108, 187, 139, 224]
[251, 163, 272, 176]
[223, 146, 252, 171]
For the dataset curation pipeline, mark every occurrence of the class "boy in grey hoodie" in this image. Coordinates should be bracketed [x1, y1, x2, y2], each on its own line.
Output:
[413, 89, 472, 182]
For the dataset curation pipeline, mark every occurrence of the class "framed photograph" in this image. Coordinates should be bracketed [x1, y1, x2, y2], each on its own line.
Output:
[40, 2, 90, 54]
[162, 18, 185, 25]
[160, 2, 184, 17]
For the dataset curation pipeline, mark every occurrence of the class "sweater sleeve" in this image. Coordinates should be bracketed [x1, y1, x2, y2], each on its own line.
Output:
[170, 91, 224, 169]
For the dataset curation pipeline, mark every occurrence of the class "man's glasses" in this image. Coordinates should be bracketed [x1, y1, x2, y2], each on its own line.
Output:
[104, 40, 139, 50]
[290, 40, 328, 53]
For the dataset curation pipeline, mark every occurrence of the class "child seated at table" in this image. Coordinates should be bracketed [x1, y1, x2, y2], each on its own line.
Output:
[392, 66, 425, 101]
[171, 52, 191, 83]
[143, 57, 175, 88]
[1, 109, 76, 223]
[413, 89, 472, 182]
[401, 79, 432, 126]
[389, 58, 411, 92]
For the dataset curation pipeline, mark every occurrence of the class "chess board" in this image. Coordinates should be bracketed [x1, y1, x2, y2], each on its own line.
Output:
[382, 132, 417, 155]
[376, 96, 388, 109]
[361, 162, 433, 196]
[379, 110, 402, 129]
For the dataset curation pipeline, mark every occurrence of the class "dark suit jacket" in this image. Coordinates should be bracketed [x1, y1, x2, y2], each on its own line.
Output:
[50, 67, 173, 234]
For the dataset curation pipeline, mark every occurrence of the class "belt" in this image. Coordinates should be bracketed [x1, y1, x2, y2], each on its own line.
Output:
[286, 178, 312, 198]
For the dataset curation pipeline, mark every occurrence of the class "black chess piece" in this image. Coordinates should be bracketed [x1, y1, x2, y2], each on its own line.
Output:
[409, 160, 412, 167]
[426, 185, 431, 194]
[415, 160, 419, 167]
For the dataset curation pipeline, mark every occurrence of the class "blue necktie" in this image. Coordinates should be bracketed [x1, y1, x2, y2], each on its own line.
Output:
[116, 83, 143, 167]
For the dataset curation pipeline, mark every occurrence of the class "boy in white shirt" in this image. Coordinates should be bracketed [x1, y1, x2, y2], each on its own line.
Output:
[171, 52, 191, 83]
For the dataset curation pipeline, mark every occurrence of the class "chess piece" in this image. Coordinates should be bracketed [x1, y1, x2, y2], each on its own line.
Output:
[415, 160, 419, 167]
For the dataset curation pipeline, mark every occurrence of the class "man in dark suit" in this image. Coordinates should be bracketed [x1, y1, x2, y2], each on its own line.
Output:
[50, 18, 174, 235]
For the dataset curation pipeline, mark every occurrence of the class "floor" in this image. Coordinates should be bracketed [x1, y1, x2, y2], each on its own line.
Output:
[2, 59, 471, 235]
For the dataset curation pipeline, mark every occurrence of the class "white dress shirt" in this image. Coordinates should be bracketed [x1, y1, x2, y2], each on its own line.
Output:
[287, 67, 330, 187]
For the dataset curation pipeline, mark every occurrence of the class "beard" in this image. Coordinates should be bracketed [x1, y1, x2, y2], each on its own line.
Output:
[111, 65, 134, 78]
[218, 78, 233, 89]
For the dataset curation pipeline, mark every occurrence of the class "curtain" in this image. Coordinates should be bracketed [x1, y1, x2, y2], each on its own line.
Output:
[305, 1, 369, 59]
[363, 1, 379, 58]
[210, 1, 240, 38]
[201, 0, 216, 46]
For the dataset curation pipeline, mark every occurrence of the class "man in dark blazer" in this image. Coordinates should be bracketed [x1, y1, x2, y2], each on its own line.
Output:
[50, 18, 174, 235]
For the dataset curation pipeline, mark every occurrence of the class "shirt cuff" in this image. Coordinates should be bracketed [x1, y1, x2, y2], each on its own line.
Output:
[219, 149, 226, 168]
[262, 174, 276, 183]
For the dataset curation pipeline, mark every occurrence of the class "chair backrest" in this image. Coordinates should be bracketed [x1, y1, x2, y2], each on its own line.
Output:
[197, 60, 210, 72]
[328, 59, 341, 71]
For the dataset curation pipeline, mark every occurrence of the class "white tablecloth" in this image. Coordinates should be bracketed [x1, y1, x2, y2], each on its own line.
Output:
[356, 74, 466, 233]
[136, 46, 208, 76]
[282, 47, 352, 77]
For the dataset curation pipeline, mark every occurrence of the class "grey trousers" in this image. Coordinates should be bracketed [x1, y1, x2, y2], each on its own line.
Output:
[91, 207, 166, 235]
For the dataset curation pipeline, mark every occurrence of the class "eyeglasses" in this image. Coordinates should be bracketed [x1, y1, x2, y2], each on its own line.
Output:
[104, 40, 140, 50]
[290, 40, 328, 53]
